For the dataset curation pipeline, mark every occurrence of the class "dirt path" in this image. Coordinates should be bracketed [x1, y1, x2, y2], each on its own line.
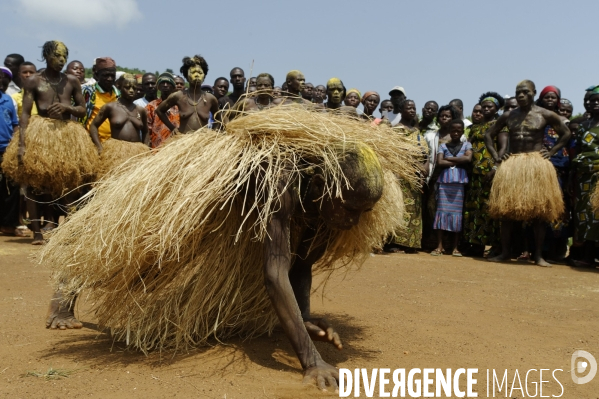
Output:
[1, 235, 598, 398]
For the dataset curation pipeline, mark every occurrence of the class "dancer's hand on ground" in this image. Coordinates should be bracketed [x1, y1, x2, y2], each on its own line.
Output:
[303, 359, 339, 392]
[304, 318, 343, 350]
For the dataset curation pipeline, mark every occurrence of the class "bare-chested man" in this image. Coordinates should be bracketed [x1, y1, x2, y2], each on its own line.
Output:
[156, 55, 219, 134]
[89, 74, 148, 152]
[229, 73, 281, 116]
[19, 41, 86, 245]
[484, 80, 570, 266]
[218, 67, 246, 110]
[262, 148, 383, 390]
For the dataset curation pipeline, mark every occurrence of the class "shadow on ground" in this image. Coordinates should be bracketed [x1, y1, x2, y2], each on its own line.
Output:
[36, 313, 375, 377]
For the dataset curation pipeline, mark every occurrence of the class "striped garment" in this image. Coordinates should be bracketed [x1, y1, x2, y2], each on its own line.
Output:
[433, 183, 465, 232]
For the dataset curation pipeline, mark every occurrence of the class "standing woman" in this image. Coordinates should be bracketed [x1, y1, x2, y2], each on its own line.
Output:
[389, 99, 429, 252]
[537, 85, 574, 261]
[360, 91, 380, 121]
[463, 92, 505, 257]
[571, 87, 599, 266]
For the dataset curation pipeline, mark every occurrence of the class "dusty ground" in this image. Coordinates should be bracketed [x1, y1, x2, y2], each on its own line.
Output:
[1, 234, 598, 398]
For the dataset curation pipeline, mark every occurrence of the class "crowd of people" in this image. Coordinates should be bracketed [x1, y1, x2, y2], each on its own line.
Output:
[2, 40, 599, 392]
[1, 42, 598, 270]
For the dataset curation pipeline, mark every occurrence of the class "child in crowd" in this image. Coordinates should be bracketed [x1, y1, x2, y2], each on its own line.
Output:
[431, 119, 472, 256]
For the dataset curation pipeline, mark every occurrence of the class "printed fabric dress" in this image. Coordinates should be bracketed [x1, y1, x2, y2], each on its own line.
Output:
[544, 125, 575, 236]
[572, 125, 599, 242]
[434, 142, 472, 232]
[393, 125, 428, 248]
[463, 121, 500, 246]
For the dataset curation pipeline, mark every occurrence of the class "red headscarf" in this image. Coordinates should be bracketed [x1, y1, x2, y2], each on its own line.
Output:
[540, 85, 561, 100]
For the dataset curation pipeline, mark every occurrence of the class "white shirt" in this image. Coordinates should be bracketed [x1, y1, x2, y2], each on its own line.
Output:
[133, 97, 149, 108]
[463, 118, 472, 128]
[387, 112, 402, 127]
[5, 81, 19, 96]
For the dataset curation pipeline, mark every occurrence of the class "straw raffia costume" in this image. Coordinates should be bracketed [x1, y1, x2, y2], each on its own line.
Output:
[1, 116, 98, 197]
[488, 151, 564, 223]
[40, 106, 421, 352]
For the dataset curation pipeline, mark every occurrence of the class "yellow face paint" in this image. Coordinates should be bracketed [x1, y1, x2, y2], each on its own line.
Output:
[188, 65, 205, 85]
[327, 80, 344, 103]
[48, 41, 68, 72]
[286, 70, 302, 81]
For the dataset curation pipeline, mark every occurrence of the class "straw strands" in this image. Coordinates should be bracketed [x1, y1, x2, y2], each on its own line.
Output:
[96, 139, 150, 180]
[1, 116, 98, 197]
[488, 152, 564, 222]
[39, 105, 420, 352]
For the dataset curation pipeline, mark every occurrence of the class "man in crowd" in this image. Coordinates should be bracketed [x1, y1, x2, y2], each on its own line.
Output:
[379, 99, 393, 117]
[219, 67, 246, 109]
[3, 54, 25, 95]
[212, 77, 229, 100]
[146, 72, 179, 148]
[284, 70, 305, 100]
[449, 98, 472, 128]
[80, 57, 119, 143]
[419, 101, 439, 133]
[133, 73, 157, 108]
[10, 62, 37, 117]
[387, 86, 407, 126]
[503, 97, 518, 112]
[484, 80, 570, 267]
[302, 82, 314, 101]
[65, 60, 85, 84]
[174, 75, 185, 91]
[313, 84, 326, 104]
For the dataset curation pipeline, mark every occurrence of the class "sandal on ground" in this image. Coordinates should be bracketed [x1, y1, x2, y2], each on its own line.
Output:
[430, 249, 444, 256]
[516, 252, 530, 262]
[452, 250, 463, 257]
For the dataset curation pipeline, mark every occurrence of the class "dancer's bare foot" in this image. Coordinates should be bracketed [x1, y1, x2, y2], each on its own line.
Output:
[31, 231, 44, 245]
[488, 253, 511, 263]
[45, 291, 82, 330]
[535, 257, 552, 267]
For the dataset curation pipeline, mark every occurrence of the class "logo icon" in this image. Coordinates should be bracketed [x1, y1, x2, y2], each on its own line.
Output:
[571, 350, 597, 384]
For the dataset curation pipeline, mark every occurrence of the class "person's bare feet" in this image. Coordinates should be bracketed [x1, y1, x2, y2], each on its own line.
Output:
[535, 257, 552, 267]
[31, 231, 44, 245]
[45, 291, 82, 330]
[488, 253, 511, 263]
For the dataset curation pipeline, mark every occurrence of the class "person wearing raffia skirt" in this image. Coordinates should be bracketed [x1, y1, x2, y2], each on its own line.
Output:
[484, 80, 571, 266]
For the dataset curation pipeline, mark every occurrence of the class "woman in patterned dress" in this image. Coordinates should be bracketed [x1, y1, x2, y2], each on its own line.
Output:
[463, 92, 505, 257]
[387, 99, 429, 253]
[571, 87, 599, 266]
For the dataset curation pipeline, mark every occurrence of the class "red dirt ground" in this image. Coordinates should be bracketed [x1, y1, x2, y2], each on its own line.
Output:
[1, 235, 598, 398]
